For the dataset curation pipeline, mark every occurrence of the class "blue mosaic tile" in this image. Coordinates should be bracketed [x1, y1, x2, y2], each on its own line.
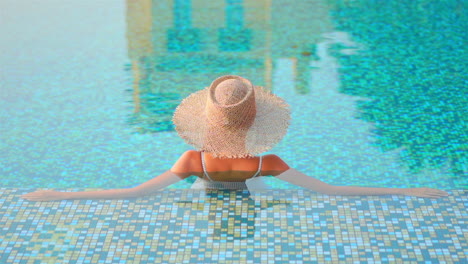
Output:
[0, 188, 466, 263]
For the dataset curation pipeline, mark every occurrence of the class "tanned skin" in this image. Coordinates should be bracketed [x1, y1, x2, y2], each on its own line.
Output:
[22, 150, 449, 201]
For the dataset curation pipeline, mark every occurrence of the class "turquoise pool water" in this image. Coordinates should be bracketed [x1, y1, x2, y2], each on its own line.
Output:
[1, 1, 467, 263]
[0, 0, 466, 190]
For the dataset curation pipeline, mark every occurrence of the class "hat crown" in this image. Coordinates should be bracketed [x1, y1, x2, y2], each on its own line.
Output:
[207, 76, 256, 129]
[214, 79, 249, 106]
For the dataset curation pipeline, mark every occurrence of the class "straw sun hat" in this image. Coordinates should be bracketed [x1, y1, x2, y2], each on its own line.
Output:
[173, 75, 290, 158]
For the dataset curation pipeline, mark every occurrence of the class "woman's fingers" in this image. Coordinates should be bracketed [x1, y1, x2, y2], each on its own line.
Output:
[425, 188, 449, 197]
[413, 188, 449, 198]
[21, 190, 64, 201]
[21, 191, 44, 201]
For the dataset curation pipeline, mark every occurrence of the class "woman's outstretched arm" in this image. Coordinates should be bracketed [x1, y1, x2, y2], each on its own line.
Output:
[276, 168, 449, 198]
[21, 171, 183, 201]
[21, 151, 197, 201]
[263, 155, 449, 198]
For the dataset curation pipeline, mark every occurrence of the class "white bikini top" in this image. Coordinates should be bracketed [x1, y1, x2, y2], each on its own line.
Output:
[201, 152, 263, 182]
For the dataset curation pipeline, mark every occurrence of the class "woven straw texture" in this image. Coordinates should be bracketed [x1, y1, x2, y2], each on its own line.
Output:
[173, 75, 290, 158]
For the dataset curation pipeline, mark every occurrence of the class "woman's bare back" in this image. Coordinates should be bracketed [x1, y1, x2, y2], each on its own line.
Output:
[170, 150, 289, 181]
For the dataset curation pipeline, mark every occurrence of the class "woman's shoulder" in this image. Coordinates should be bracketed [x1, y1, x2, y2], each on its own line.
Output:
[170, 150, 203, 176]
[180, 150, 202, 159]
[261, 154, 290, 175]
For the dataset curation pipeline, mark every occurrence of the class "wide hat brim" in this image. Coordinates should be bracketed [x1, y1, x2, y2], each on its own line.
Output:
[173, 76, 290, 158]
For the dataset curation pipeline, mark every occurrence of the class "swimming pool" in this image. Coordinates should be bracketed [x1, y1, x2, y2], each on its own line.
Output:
[0, 0, 466, 190]
[1, 0, 466, 263]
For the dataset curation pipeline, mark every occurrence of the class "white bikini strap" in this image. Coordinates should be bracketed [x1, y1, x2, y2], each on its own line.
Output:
[252, 156, 263, 178]
[202, 152, 262, 181]
[201, 152, 214, 181]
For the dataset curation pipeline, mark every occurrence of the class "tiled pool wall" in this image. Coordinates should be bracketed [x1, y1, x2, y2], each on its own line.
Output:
[1, 189, 467, 263]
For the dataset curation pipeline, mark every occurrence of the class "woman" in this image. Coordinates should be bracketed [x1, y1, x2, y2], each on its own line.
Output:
[22, 75, 448, 201]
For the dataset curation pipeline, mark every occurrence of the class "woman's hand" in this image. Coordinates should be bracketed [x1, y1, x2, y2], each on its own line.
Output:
[404, 188, 449, 198]
[21, 190, 69, 201]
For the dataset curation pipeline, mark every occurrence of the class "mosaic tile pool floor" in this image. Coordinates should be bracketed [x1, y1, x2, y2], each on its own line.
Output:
[1, 188, 466, 264]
